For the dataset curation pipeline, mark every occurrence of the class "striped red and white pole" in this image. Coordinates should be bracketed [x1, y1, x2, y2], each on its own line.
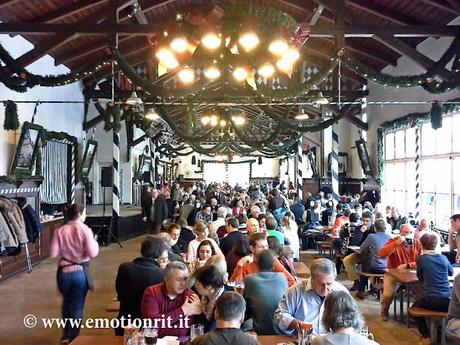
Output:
[331, 127, 340, 203]
[296, 137, 303, 200]
[112, 131, 120, 231]
[414, 126, 421, 222]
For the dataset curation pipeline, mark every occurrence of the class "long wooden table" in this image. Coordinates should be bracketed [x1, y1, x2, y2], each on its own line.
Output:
[293, 261, 310, 279]
[387, 267, 460, 324]
[70, 334, 297, 345]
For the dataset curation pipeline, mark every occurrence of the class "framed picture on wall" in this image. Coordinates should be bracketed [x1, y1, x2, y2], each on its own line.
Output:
[10, 122, 44, 175]
[355, 138, 374, 176]
[327, 152, 348, 177]
[79, 139, 98, 178]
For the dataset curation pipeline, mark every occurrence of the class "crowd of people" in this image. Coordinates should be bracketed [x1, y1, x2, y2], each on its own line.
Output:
[50, 180, 460, 345]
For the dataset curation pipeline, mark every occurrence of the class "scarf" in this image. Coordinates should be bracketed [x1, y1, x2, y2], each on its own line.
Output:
[202, 286, 225, 321]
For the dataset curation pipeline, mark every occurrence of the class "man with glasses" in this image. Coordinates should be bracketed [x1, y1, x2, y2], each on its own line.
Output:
[114, 237, 168, 335]
[142, 261, 202, 342]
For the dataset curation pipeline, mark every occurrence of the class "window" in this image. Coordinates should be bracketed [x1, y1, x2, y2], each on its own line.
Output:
[383, 111, 459, 230]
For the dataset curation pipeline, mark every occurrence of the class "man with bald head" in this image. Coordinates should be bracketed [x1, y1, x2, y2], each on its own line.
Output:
[246, 218, 260, 236]
[379, 223, 422, 321]
[415, 218, 441, 251]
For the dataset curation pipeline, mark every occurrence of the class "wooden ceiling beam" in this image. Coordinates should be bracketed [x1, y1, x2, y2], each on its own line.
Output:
[0, 0, 20, 10]
[0, 22, 458, 36]
[12, 2, 114, 68]
[445, 0, 460, 15]
[419, 0, 460, 16]
[346, 0, 427, 26]
[314, 0, 456, 81]
[27, 0, 108, 23]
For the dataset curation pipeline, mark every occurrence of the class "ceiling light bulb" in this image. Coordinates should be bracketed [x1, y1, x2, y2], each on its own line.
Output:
[178, 67, 194, 84]
[269, 39, 288, 55]
[204, 66, 221, 80]
[233, 67, 248, 81]
[258, 63, 275, 78]
[170, 37, 188, 53]
[201, 33, 221, 50]
[163, 57, 179, 69]
[145, 109, 160, 121]
[201, 116, 210, 126]
[239, 32, 259, 52]
[219, 119, 227, 127]
[156, 48, 174, 61]
[276, 59, 292, 73]
[232, 115, 246, 126]
[210, 115, 218, 126]
[282, 47, 300, 63]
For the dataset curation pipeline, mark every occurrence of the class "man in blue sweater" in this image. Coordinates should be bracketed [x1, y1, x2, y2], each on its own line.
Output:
[243, 249, 289, 335]
[355, 219, 392, 299]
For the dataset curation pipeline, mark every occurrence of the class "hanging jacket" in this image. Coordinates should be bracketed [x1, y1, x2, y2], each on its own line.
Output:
[0, 197, 28, 244]
[0, 211, 18, 248]
[21, 204, 43, 242]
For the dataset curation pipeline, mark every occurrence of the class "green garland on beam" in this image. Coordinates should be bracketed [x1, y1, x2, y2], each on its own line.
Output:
[3, 100, 19, 130]
[376, 98, 460, 185]
[0, 43, 112, 92]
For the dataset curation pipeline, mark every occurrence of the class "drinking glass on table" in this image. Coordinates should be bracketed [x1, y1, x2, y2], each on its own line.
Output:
[143, 328, 158, 345]
[190, 324, 204, 340]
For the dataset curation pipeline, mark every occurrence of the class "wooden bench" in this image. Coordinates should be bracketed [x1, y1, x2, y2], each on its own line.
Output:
[106, 301, 120, 313]
[361, 272, 385, 300]
[317, 241, 334, 258]
[408, 307, 447, 345]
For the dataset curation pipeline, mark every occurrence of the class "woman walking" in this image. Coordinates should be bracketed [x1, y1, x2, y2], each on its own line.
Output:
[50, 204, 99, 344]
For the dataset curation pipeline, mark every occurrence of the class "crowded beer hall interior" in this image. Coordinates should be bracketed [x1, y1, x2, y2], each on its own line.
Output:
[1, 0, 460, 344]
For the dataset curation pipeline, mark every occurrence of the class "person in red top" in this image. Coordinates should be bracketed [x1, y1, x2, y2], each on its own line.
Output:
[141, 261, 201, 342]
[331, 203, 351, 236]
[378, 223, 422, 321]
[230, 232, 296, 286]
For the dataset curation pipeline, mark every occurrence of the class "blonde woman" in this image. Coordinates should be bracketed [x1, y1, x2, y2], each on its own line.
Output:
[187, 220, 223, 262]
[281, 213, 300, 260]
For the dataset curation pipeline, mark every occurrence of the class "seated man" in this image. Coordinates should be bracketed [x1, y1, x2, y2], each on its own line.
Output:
[195, 204, 213, 226]
[447, 273, 460, 343]
[191, 292, 258, 345]
[246, 218, 260, 236]
[220, 217, 243, 257]
[343, 211, 375, 291]
[379, 223, 422, 321]
[274, 258, 348, 335]
[115, 237, 167, 335]
[448, 214, 460, 264]
[141, 261, 201, 342]
[243, 249, 289, 335]
[331, 203, 351, 236]
[388, 207, 408, 230]
[168, 223, 187, 259]
[266, 216, 285, 245]
[230, 232, 295, 286]
[355, 219, 392, 299]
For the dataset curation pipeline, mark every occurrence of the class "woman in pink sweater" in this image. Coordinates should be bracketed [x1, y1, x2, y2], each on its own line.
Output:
[50, 204, 99, 344]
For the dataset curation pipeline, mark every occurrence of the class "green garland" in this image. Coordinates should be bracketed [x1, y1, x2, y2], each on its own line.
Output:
[103, 102, 122, 132]
[3, 100, 19, 130]
[376, 98, 460, 185]
[0, 43, 111, 92]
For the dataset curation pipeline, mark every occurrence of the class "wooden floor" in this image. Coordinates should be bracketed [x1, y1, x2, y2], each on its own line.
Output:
[0, 236, 421, 345]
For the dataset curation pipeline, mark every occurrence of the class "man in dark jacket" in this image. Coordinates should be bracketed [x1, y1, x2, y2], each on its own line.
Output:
[114, 237, 167, 335]
[142, 188, 169, 234]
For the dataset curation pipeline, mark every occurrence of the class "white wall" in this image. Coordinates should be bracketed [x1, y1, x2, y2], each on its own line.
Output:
[0, 34, 84, 176]
[367, 19, 460, 166]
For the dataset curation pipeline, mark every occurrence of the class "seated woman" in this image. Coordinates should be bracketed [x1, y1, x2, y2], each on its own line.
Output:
[187, 220, 223, 262]
[267, 236, 296, 278]
[226, 236, 251, 277]
[280, 213, 300, 261]
[412, 233, 453, 345]
[194, 265, 226, 331]
[189, 240, 215, 274]
[312, 290, 378, 345]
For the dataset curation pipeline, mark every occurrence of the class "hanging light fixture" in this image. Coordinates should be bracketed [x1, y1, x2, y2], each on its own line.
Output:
[126, 91, 143, 105]
[314, 92, 329, 105]
[191, 155, 196, 165]
[238, 32, 259, 52]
